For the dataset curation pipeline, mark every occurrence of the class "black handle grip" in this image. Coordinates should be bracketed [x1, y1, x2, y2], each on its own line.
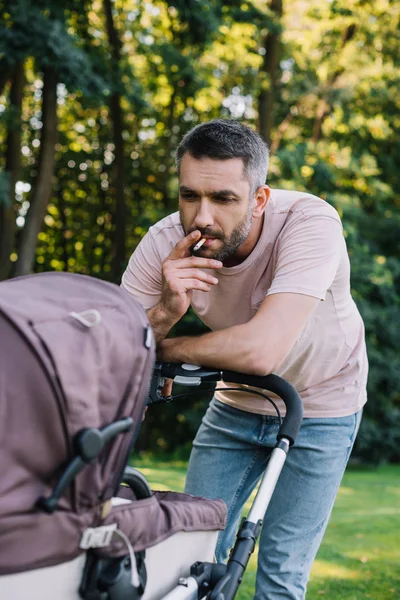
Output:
[221, 371, 303, 445]
[148, 363, 303, 446]
[160, 362, 221, 382]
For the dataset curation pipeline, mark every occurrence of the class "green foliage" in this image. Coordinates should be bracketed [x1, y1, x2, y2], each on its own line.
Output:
[0, 0, 106, 97]
[344, 211, 400, 463]
[167, 0, 222, 45]
[0, 0, 399, 462]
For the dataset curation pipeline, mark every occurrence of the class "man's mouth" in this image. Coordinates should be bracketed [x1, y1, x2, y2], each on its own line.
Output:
[201, 237, 222, 248]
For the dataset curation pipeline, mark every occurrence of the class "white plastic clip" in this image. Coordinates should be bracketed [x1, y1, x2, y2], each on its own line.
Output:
[80, 524, 118, 549]
[79, 524, 141, 589]
[70, 309, 102, 328]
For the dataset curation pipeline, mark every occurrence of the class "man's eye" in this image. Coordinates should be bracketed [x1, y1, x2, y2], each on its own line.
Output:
[214, 196, 234, 203]
[181, 194, 198, 201]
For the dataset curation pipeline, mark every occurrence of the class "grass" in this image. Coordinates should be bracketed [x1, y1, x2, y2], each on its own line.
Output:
[132, 458, 400, 599]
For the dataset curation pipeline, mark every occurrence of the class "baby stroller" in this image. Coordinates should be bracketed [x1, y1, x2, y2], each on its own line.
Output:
[0, 272, 303, 600]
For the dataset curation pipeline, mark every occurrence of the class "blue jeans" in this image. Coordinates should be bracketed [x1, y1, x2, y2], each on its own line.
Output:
[184, 398, 362, 600]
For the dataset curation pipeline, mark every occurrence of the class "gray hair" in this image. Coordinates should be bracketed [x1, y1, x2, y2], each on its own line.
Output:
[175, 119, 269, 196]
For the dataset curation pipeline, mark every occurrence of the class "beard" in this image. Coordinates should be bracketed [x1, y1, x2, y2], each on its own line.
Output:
[181, 204, 253, 262]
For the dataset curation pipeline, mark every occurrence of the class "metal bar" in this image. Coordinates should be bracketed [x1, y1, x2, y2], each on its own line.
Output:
[247, 439, 289, 524]
[162, 576, 200, 600]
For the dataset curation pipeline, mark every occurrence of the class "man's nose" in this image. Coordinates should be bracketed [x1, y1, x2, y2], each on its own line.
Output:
[193, 199, 214, 230]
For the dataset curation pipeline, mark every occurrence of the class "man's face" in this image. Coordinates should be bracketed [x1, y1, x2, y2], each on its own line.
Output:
[179, 153, 254, 262]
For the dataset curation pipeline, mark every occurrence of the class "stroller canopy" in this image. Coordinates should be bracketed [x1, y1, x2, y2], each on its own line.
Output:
[0, 272, 155, 572]
[0, 272, 225, 577]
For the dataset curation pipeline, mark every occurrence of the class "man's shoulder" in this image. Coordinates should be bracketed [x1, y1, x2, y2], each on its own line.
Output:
[149, 211, 183, 238]
[270, 189, 341, 224]
[149, 212, 185, 251]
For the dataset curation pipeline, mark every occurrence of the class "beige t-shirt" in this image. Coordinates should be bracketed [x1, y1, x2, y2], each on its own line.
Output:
[122, 189, 368, 418]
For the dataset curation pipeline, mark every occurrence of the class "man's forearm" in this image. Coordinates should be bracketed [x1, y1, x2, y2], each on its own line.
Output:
[156, 293, 318, 375]
[158, 324, 271, 375]
[146, 303, 179, 345]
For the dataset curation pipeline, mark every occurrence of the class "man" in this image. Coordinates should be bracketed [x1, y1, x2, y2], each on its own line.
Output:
[121, 119, 368, 599]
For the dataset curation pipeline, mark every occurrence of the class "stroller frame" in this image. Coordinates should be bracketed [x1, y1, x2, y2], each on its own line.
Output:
[144, 362, 304, 600]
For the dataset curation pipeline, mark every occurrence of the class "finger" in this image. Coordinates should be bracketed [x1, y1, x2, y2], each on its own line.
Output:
[182, 279, 213, 292]
[173, 269, 219, 285]
[162, 378, 173, 397]
[168, 231, 202, 259]
[165, 256, 223, 270]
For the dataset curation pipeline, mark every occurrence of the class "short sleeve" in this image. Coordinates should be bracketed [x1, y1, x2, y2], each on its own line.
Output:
[121, 232, 163, 310]
[266, 215, 344, 301]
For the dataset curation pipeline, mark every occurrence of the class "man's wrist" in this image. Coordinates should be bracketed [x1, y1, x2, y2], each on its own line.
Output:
[158, 336, 191, 363]
[147, 302, 179, 344]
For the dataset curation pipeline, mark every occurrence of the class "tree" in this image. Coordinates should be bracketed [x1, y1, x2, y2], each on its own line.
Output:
[1, 0, 399, 461]
[0, 62, 24, 280]
[258, 0, 283, 144]
[0, 0, 105, 275]
[103, 0, 127, 281]
[14, 68, 58, 276]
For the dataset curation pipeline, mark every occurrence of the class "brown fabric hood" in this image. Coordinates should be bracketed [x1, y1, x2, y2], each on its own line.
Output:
[0, 272, 155, 573]
[0, 272, 226, 577]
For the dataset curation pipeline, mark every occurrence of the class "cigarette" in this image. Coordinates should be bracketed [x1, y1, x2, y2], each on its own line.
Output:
[193, 237, 206, 251]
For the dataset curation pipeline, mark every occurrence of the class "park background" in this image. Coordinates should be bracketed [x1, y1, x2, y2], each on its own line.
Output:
[0, 1, 399, 597]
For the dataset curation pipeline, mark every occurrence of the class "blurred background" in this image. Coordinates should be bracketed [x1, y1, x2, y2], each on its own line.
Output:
[0, 0, 399, 463]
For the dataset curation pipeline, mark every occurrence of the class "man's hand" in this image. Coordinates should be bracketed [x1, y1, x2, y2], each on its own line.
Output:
[161, 378, 173, 397]
[147, 231, 222, 344]
[160, 230, 222, 320]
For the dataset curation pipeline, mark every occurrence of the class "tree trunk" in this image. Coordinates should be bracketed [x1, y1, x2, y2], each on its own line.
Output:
[269, 107, 296, 156]
[258, 0, 283, 145]
[312, 98, 330, 143]
[55, 180, 69, 271]
[0, 62, 24, 280]
[161, 85, 177, 210]
[0, 59, 12, 97]
[14, 68, 58, 277]
[103, 0, 126, 282]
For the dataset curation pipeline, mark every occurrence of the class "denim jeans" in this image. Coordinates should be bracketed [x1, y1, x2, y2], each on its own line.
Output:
[184, 398, 362, 600]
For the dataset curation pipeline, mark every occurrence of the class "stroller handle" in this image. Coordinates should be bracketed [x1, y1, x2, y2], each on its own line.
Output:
[148, 363, 303, 446]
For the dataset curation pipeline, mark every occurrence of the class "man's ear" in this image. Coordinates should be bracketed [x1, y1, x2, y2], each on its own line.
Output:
[253, 185, 270, 218]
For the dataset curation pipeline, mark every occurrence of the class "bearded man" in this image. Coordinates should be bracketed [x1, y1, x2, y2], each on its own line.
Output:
[121, 119, 367, 599]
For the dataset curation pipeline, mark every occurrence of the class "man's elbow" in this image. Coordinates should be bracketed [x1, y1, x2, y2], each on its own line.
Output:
[234, 324, 286, 376]
[246, 348, 283, 377]
[243, 355, 275, 377]
[246, 362, 273, 377]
